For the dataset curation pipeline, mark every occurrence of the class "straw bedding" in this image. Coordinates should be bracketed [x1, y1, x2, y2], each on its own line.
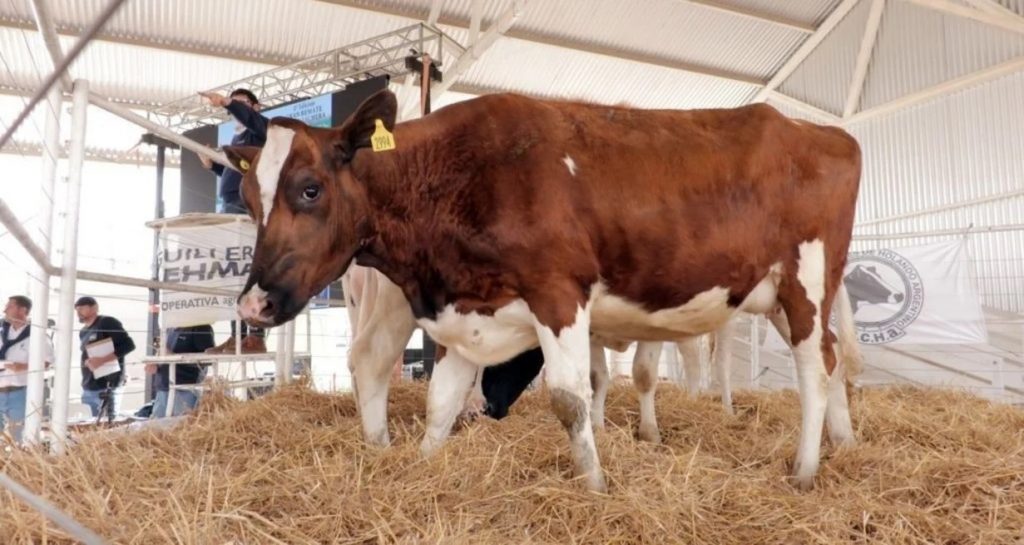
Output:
[2, 380, 1023, 544]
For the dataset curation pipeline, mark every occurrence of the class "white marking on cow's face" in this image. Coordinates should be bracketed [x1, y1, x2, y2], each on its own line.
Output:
[562, 154, 577, 176]
[256, 126, 296, 226]
[237, 284, 270, 322]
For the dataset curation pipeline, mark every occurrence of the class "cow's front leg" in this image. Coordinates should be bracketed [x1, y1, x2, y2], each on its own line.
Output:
[348, 272, 417, 447]
[533, 302, 607, 493]
[420, 350, 479, 457]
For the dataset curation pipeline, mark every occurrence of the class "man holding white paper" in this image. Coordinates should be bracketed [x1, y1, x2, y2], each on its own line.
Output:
[0, 295, 54, 443]
[75, 297, 136, 420]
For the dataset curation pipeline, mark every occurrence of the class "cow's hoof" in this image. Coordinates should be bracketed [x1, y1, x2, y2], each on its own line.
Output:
[638, 424, 662, 444]
[459, 395, 487, 422]
[791, 473, 816, 492]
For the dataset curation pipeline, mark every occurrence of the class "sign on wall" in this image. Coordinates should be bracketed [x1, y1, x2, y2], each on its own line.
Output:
[157, 219, 257, 328]
[843, 239, 987, 345]
[764, 239, 988, 349]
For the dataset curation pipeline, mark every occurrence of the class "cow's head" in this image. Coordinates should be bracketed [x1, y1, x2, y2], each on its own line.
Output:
[226, 89, 398, 327]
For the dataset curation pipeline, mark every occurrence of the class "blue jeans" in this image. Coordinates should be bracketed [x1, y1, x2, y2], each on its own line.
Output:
[151, 389, 199, 418]
[0, 387, 27, 443]
[81, 387, 122, 420]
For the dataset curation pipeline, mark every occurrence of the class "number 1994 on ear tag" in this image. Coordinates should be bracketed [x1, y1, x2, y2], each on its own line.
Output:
[371, 119, 396, 152]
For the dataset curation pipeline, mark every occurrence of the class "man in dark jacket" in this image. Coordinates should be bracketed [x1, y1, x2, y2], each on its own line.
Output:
[146, 324, 215, 418]
[198, 88, 268, 354]
[74, 296, 136, 420]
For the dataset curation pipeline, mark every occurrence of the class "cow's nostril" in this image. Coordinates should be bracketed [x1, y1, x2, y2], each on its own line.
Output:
[262, 297, 275, 317]
[894, 293, 905, 303]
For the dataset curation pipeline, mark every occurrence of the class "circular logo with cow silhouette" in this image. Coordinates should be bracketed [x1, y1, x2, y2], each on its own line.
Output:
[842, 249, 924, 344]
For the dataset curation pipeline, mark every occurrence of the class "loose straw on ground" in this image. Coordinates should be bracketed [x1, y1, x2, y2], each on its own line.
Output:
[2, 379, 1023, 544]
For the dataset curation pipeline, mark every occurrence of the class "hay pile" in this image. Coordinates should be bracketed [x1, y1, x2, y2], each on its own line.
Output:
[2, 381, 1023, 544]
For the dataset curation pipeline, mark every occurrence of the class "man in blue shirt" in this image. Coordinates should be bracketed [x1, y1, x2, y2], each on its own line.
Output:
[198, 88, 268, 354]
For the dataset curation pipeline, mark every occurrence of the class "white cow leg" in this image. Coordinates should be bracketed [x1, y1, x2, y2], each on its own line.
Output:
[769, 308, 854, 448]
[786, 241, 830, 491]
[348, 271, 416, 447]
[589, 337, 609, 430]
[421, 350, 479, 457]
[825, 354, 855, 447]
[632, 341, 663, 444]
[460, 366, 487, 420]
[534, 305, 606, 493]
[712, 322, 735, 415]
[349, 317, 414, 447]
[677, 337, 702, 396]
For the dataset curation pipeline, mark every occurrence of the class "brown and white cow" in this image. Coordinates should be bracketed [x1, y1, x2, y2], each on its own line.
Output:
[228, 90, 864, 492]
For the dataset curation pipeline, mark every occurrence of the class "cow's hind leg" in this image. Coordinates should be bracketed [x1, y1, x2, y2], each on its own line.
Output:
[633, 341, 663, 443]
[778, 240, 831, 491]
[589, 337, 609, 430]
[533, 301, 606, 493]
[768, 308, 854, 448]
[420, 350, 479, 457]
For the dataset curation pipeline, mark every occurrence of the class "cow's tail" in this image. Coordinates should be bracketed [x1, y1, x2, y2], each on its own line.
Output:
[834, 281, 864, 385]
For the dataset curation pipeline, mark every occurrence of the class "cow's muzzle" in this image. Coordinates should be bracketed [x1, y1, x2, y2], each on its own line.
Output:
[237, 284, 278, 328]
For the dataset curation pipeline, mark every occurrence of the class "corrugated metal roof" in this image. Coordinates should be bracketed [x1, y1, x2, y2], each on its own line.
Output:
[778, 0, 871, 114]
[456, 36, 758, 109]
[860, 0, 1024, 109]
[334, 0, 811, 81]
[712, 0, 843, 25]
[0, 0, 415, 63]
[0, 26, 277, 105]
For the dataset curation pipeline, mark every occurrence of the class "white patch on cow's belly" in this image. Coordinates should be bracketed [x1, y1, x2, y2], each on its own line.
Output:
[256, 126, 296, 226]
[418, 300, 539, 366]
[591, 265, 782, 343]
[418, 262, 784, 363]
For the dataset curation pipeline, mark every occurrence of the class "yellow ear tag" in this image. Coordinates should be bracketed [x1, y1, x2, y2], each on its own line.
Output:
[239, 159, 250, 171]
[370, 119, 396, 152]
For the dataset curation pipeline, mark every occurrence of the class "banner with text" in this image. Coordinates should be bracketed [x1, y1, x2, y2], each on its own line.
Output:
[158, 221, 257, 328]
[765, 239, 988, 349]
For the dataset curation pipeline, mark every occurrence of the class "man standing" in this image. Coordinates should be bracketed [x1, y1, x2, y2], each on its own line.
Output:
[198, 87, 268, 354]
[75, 297, 135, 420]
[0, 295, 54, 443]
[146, 324, 214, 418]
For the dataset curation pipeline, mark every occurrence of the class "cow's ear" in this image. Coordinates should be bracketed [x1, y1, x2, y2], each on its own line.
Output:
[332, 89, 398, 165]
[222, 146, 261, 174]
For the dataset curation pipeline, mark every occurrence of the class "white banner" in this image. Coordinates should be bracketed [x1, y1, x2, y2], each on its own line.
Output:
[158, 219, 257, 328]
[842, 239, 987, 345]
[764, 239, 988, 349]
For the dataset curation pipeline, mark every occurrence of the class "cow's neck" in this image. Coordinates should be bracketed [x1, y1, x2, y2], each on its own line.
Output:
[349, 136, 457, 318]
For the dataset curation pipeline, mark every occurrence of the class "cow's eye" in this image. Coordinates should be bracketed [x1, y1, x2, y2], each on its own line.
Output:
[302, 185, 321, 202]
